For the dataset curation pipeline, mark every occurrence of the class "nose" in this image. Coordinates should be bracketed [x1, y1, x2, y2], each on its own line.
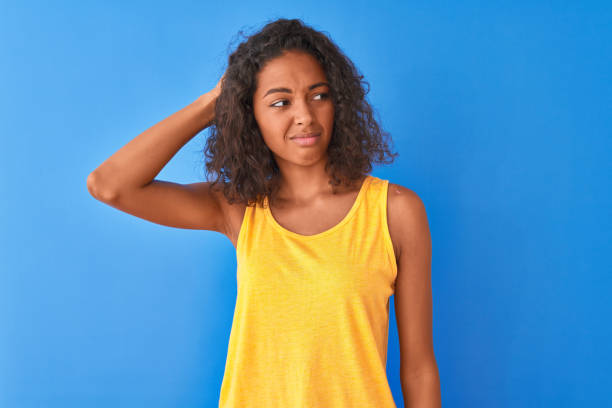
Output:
[293, 98, 314, 126]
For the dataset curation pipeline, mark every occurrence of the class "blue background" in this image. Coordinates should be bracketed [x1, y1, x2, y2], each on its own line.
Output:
[2, 1, 610, 407]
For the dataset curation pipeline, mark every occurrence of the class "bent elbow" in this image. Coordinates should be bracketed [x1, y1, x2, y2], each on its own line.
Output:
[87, 172, 119, 202]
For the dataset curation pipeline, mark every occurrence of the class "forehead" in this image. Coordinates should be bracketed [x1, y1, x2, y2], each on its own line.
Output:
[255, 51, 327, 92]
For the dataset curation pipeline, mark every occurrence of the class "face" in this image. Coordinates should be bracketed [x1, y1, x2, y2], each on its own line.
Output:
[252, 50, 335, 168]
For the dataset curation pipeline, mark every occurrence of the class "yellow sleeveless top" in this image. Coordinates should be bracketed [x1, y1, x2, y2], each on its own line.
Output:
[218, 174, 398, 407]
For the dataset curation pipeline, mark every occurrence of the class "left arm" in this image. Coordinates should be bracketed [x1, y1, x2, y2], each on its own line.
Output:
[388, 184, 441, 407]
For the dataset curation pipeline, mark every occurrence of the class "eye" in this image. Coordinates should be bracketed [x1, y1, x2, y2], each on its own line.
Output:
[270, 99, 289, 108]
[269, 93, 330, 108]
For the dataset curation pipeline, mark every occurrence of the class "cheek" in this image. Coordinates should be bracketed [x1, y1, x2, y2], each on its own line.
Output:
[321, 100, 334, 117]
[258, 110, 292, 132]
[254, 109, 274, 136]
[255, 114, 289, 147]
[259, 115, 286, 138]
[321, 105, 335, 127]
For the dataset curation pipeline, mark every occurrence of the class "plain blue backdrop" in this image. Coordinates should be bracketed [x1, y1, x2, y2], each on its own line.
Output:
[1, 1, 610, 407]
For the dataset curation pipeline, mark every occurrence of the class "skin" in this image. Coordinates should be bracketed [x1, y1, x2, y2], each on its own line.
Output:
[226, 50, 441, 406]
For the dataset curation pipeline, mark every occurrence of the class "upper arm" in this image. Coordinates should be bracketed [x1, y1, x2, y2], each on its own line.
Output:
[388, 183, 436, 379]
[88, 176, 230, 235]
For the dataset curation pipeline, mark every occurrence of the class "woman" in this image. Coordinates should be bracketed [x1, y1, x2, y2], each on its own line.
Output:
[87, 17, 440, 408]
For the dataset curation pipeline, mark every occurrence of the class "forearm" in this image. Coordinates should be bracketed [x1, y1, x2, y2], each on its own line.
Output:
[88, 91, 217, 195]
[401, 369, 442, 408]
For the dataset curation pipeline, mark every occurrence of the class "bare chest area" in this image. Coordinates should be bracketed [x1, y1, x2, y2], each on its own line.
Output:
[268, 189, 361, 236]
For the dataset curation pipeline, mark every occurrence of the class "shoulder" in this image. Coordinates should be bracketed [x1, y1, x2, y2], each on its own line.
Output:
[386, 182, 430, 260]
[387, 182, 426, 213]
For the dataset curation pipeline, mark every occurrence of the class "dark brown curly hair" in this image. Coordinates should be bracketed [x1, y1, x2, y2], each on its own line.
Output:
[203, 17, 398, 207]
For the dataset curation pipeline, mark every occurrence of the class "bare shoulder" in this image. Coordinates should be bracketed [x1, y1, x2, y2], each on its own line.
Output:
[387, 182, 425, 210]
[386, 182, 430, 260]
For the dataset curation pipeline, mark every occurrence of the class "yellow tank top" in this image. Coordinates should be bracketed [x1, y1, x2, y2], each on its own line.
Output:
[218, 174, 398, 407]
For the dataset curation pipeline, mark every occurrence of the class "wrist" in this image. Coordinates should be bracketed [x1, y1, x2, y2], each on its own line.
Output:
[194, 92, 217, 128]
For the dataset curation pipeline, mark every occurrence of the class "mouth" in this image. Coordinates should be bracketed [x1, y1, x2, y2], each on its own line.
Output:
[290, 132, 321, 146]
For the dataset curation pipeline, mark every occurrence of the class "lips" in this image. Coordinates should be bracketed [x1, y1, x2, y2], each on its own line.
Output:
[291, 132, 321, 139]
[291, 133, 321, 146]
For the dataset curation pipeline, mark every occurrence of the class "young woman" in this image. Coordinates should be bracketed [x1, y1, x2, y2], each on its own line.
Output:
[87, 18, 440, 408]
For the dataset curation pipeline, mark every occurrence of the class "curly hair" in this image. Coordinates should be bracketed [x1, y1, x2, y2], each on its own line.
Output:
[203, 17, 398, 207]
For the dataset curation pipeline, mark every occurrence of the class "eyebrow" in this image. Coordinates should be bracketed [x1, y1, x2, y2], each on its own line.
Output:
[262, 81, 330, 98]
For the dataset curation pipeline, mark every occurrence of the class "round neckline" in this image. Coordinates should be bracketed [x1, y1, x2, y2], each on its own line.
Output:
[263, 175, 373, 240]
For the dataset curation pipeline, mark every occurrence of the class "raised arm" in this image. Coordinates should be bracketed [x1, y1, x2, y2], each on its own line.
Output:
[86, 76, 233, 236]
